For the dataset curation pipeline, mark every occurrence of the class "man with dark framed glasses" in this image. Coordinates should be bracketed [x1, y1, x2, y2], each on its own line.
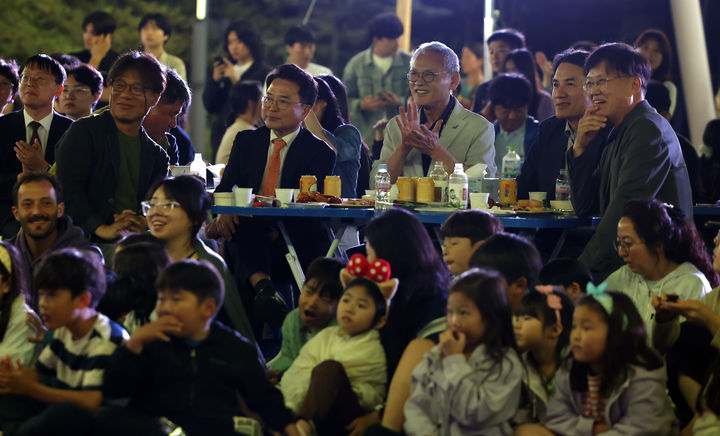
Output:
[56, 51, 169, 244]
[375, 41, 495, 183]
[568, 42, 691, 281]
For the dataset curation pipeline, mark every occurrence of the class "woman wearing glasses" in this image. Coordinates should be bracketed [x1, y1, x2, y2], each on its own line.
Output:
[604, 198, 716, 344]
[143, 175, 255, 343]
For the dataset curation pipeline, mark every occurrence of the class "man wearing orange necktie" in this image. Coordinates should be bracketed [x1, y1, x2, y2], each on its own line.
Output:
[208, 64, 336, 334]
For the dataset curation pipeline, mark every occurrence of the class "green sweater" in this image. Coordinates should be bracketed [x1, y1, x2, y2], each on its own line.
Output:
[269, 308, 337, 371]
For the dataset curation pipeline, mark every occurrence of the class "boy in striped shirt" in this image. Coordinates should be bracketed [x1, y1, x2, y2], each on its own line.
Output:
[0, 248, 127, 434]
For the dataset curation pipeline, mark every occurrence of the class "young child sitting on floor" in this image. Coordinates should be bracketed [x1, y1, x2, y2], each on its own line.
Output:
[538, 257, 592, 304]
[403, 268, 523, 435]
[100, 260, 298, 436]
[0, 248, 127, 436]
[281, 254, 398, 436]
[269, 257, 344, 375]
[513, 287, 574, 426]
[440, 209, 503, 276]
[533, 284, 678, 435]
[469, 232, 543, 314]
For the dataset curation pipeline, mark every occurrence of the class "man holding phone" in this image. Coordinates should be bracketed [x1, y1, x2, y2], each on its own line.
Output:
[343, 13, 411, 145]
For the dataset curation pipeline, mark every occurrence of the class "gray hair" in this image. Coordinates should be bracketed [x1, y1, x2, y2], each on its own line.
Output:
[410, 41, 460, 74]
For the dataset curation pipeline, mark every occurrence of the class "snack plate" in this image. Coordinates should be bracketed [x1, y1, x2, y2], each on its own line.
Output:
[415, 206, 458, 213]
[286, 202, 328, 208]
[487, 208, 517, 216]
[515, 209, 563, 217]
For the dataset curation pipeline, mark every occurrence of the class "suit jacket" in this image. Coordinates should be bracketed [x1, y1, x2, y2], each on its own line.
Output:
[375, 97, 496, 181]
[0, 110, 72, 238]
[517, 116, 609, 200]
[216, 125, 336, 194]
[55, 110, 169, 239]
[568, 101, 692, 281]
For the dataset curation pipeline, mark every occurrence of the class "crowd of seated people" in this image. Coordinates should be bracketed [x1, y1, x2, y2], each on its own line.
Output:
[1, 7, 720, 436]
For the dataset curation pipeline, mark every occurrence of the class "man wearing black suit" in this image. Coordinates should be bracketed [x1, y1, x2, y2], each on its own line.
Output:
[207, 64, 336, 330]
[0, 54, 72, 239]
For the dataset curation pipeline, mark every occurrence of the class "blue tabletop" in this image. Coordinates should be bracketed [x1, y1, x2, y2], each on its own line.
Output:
[211, 206, 599, 229]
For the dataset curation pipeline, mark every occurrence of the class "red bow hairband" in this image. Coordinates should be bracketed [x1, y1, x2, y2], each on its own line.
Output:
[535, 285, 562, 326]
[346, 254, 391, 283]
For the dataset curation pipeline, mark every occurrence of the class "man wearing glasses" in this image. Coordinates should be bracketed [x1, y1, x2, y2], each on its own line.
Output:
[0, 54, 72, 240]
[59, 64, 103, 120]
[568, 42, 691, 281]
[208, 64, 335, 332]
[55, 51, 169, 244]
[377, 41, 495, 182]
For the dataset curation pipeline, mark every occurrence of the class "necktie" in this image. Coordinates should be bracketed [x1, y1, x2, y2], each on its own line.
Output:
[29, 121, 41, 147]
[262, 138, 287, 196]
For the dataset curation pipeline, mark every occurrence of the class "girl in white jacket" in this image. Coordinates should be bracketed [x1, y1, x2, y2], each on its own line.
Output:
[283, 254, 398, 436]
[404, 268, 522, 436]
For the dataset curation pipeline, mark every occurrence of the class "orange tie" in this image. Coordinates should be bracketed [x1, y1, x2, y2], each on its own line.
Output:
[262, 138, 287, 196]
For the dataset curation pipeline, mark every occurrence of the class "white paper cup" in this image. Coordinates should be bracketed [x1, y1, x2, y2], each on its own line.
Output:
[213, 192, 234, 207]
[233, 187, 254, 206]
[529, 192, 547, 202]
[275, 188, 295, 204]
[470, 192, 490, 209]
[365, 189, 376, 199]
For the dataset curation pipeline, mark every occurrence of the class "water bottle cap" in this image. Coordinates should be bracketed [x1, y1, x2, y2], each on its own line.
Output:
[508, 146, 516, 153]
[378, 164, 388, 170]
[194, 153, 203, 160]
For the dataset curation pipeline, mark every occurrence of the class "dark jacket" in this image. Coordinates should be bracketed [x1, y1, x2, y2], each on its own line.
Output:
[216, 125, 336, 194]
[103, 322, 294, 435]
[55, 110, 169, 239]
[202, 62, 271, 155]
[517, 116, 608, 200]
[568, 101, 692, 281]
[9, 215, 100, 311]
[0, 110, 73, 239]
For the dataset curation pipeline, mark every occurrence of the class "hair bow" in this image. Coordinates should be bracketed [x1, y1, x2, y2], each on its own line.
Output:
[535, 285, 562, 325]
[0, 243, 11, 276]
[341, 254, 398, 304]
[587, 282, 612, 315]
[346, 254, 391, 282]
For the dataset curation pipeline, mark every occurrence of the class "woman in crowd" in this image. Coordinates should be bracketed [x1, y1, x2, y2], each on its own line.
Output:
[319, 74, 372, 197]
[458, 41, 484, 109]
[215, 80, 263, 165]
[503, 48, 554, 121]
[635, 29, 677, 117]
[0, 241, 38, 366]
[699, 119, 720, 203]
[144, 175, 255, 343]
[605, 198, 716, 344]
[304, 76, 362, 199]
[358, 209, 449, 435]
[202, 21, 270, 158]
[654, 225, 720, 431]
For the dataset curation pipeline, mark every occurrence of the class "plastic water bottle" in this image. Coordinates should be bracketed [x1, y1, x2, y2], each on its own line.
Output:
[429, 161, 449, 204]
[190, 153, 206, 185]
[501, 146, 522, 178]
[448, 163, 468, 209]
[555, 169, 570, 201]
[375, 164, 392, 211]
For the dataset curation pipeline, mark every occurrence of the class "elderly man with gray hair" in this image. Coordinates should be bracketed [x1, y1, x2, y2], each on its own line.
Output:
[376, 41, 496, 182]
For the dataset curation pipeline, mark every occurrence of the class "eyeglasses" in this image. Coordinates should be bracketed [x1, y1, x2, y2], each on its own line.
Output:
[20, 75, 52, 86]
[61, 86, 92, 97]
[112, 80, 146, 96]
[141, 200, 181, 216]
[583, 76, 627, 92]
[613, 238, 640, 252]
[261, 95, 303, 110]
[407, 70, 444, 83]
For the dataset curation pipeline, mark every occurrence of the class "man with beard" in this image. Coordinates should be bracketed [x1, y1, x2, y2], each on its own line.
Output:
[55, 51, 169, 243]
[9, 172, 99, 311]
